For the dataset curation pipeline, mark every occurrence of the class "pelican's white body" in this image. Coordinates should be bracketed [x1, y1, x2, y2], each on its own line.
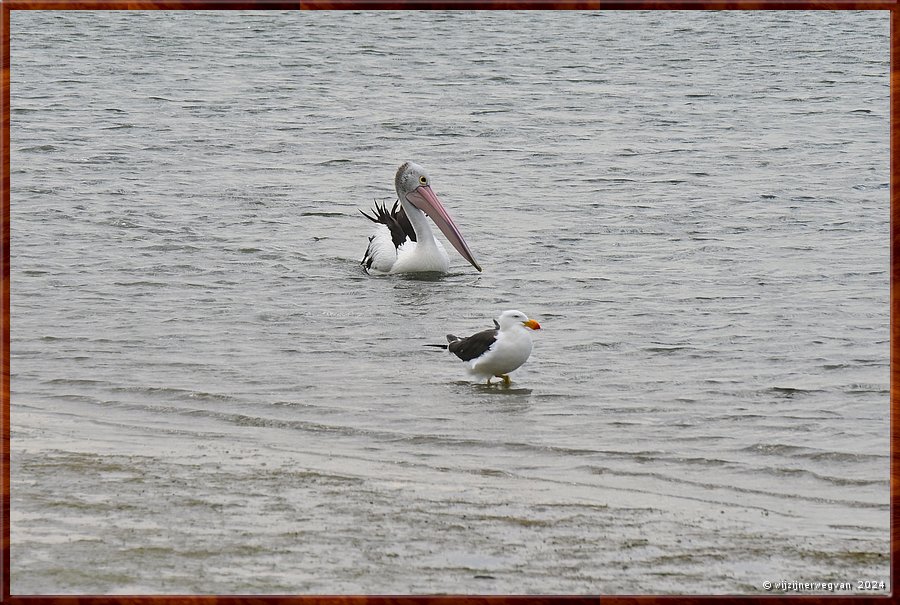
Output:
[365, 220, 450, 275]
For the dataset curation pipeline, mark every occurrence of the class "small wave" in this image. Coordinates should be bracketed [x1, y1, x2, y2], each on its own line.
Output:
[740, 443, 811, 457]
[112, 281, 167, 288]
[110, 386, 236, 404]
[584, 176, 637, 183]
[44, 378, 108, 386]
[584, 463, 886, 509]
[185, 391, 236, 402]
[18, 144, 60, 153]
[102, 217, 142, 229]
[763, 466, 887, 488]
[741, 443, 886, 464]
[138, 244, 202, 253]
[844, 383, 888, 394]
[644, 345, 691, 353]
[851, 182, 889, 191]
[768, 386, 826, 397]
[300, 211, 344, 217]
[564, 342, 620, 351]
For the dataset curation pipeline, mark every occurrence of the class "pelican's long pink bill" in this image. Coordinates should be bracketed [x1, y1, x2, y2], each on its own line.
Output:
[405, 185, 482, 272]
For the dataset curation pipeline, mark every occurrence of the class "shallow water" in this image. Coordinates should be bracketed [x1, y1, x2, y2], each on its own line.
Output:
[8, 10, 890, 594]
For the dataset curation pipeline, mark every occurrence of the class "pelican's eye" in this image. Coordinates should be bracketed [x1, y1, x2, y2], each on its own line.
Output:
[419, 176, 427, 185]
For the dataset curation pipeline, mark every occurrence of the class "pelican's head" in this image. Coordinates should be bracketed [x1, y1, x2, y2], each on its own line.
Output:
[395, 161, 431, 198]
[497, 310, 541, 332]
[394, 162, 482, 272]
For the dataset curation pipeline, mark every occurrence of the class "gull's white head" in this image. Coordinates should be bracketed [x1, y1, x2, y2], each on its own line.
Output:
[497, 310, 542, 332]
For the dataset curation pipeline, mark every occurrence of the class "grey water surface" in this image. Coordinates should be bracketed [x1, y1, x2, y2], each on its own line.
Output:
[9, 10, 889, 595]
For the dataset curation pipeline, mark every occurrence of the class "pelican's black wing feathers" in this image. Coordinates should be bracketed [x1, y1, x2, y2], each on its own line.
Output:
[360, 199, 416, 250]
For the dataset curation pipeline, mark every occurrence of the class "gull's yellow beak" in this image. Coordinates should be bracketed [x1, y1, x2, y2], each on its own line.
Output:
[523, 319, 541, 331]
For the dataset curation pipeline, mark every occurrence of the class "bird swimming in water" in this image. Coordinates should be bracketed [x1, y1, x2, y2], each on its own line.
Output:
[360, 162, 481, 275]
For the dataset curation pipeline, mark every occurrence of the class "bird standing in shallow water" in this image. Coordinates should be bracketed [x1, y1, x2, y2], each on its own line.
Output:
[440, 310, 542, 386]
[360, 162, 481, 275]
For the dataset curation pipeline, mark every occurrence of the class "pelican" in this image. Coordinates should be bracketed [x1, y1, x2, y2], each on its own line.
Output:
[361, 162, 482, 274]
[440, 310, 541, 386]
